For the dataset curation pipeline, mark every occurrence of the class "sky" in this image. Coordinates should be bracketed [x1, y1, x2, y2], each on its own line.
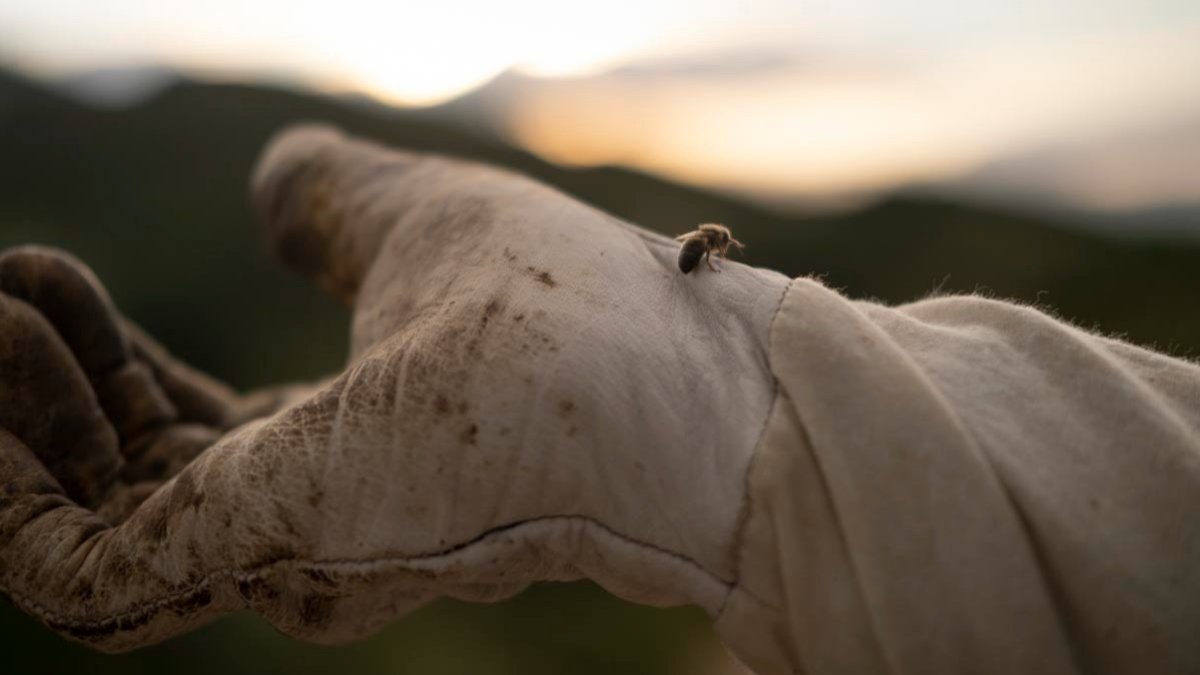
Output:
[2, 0, 1198, 211]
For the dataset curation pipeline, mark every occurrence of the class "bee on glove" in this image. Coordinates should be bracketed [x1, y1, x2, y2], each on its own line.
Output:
[675, 223, 744, 274]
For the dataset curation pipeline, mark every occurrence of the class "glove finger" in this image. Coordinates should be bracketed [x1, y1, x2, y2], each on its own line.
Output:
[251, 124, 677, 308]
[0, 247, 228, 489]
[0, 292, 122, 507]
[251, 124, 407, 303]
[0, 373, 425, 652]
[0, 429, 232, 652]
[0, 246, 177, 445]
[0, 246, 293, 435]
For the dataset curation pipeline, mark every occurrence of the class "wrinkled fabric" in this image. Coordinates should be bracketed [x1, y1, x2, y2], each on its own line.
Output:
[717, 278, 1200, 674]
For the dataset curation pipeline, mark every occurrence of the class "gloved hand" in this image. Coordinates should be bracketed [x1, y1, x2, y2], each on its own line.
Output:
[0, 125, 789, 655]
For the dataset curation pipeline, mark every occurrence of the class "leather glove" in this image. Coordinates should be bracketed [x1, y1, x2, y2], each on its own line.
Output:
[0, 125, 789, 654]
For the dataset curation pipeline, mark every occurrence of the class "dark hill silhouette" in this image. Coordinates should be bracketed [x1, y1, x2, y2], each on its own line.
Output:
[1, 68, 1198, 391]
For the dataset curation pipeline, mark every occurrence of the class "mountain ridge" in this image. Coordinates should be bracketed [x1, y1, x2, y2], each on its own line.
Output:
[1, 68, 1198, 375]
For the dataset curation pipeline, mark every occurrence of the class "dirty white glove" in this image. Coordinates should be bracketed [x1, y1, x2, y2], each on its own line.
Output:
[0, 125, 789, 653]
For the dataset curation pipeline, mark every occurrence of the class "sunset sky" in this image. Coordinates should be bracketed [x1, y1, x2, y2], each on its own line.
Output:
[2, 0, 1198, 210]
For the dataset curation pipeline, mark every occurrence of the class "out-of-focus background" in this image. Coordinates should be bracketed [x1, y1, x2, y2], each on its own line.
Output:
[0, 1, 1197, 672]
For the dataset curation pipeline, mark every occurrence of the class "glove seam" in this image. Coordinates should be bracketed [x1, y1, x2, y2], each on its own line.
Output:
[716, 277, 795, 619]
[1, 512, 731, 638]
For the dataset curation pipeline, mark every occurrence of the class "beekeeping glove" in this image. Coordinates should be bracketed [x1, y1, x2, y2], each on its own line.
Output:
[0, 125, 789, 653]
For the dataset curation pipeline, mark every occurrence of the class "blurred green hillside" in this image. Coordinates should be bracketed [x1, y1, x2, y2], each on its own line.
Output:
[1, 68, 1198, 673]
[4, 69, 1199, 382]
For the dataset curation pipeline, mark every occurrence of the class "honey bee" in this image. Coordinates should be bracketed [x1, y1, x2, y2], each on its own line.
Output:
[675, 224, 744, 274]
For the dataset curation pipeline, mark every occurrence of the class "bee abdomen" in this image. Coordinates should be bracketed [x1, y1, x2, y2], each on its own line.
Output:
[678, 239, 706, 273]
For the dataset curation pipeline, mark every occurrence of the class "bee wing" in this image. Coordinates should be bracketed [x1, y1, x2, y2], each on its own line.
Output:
[674, 231, 700, 242]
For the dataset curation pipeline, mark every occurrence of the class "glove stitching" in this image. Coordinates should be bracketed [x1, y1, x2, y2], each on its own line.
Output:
[715, 278, 795, 620]
[1, 513, 730, 636]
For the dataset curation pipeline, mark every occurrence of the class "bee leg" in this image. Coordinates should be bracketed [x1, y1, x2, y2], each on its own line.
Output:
[705, 250, 719, 272]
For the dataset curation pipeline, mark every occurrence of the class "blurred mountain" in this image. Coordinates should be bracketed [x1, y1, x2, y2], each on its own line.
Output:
[54, 64, 180, 108]
[942, 118, 1200, 221]
[425, 60, 1200, 226]
[2, 65, 1200, 384]
[416, 50, 804, 136]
